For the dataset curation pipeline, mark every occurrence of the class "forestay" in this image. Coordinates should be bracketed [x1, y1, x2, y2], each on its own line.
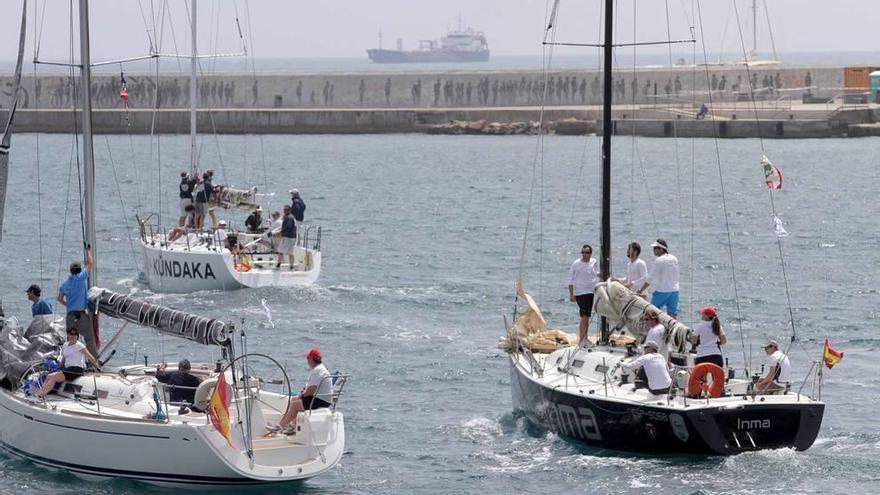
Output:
[0, 1, 28, 241]
[88, 288, 231, 346]
[594, 281, 691, 353]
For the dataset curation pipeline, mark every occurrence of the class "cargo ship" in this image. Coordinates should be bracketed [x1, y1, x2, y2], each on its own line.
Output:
[367, 26, 490, 64]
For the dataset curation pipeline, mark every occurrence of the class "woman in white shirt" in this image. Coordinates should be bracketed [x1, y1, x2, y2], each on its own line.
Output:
[38, 326, 100, 397]
[642, 309, 669, 362]
[689, 306, 727, 368]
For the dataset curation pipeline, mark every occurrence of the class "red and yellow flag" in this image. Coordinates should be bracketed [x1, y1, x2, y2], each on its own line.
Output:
[207, 372, 233, 447]
[823, 339, 843, 369]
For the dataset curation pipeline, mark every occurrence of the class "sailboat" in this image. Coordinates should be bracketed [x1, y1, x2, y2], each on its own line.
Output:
[503, 0, 824, 455]
[138, 0, 322, 293]
[0, 1, 345, 485]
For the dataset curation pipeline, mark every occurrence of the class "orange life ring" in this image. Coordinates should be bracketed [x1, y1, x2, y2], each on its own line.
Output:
[687, 363, 725, 398]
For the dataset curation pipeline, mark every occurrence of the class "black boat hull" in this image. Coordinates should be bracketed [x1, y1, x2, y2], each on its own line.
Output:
[510, 359, 824, 455]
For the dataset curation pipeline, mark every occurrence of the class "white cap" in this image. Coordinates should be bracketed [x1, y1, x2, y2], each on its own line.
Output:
[290, 188, 299, 196]
[218, 220, 227, 226]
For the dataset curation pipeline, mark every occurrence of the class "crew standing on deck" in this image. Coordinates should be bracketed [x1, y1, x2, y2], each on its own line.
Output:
[689, 306, 727, 367]
[178, 171, 197, 227]
[569, 244, 600, 345]
[57, 246, 98, 356]
[275, 205, 297, 269]
[637, 239, 680, 318]
[612, 241, 647, 291]
[290, 189, 306, 230]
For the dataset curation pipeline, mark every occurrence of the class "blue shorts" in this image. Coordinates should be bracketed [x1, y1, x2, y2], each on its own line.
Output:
[651, 291, 679, 315]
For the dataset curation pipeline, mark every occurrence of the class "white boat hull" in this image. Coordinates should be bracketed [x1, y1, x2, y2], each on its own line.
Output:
[141, 240, 321, 293]
[0, 380, 344, 486]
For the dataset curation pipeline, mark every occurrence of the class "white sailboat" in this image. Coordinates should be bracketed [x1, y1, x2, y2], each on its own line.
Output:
[138, 0, 322, 293]
[0, 1, 345, 485]
[502, 0, 824, 455]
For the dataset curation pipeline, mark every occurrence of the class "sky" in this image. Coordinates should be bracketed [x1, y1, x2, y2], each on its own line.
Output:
[0, 0, 877, 64]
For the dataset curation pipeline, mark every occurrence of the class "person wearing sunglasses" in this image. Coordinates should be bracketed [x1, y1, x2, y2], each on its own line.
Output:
[568, 244, 601, 344]
[37, 327, 100, 398]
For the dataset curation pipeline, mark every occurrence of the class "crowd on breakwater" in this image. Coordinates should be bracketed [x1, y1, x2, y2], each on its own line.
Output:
[0, 66, 847, 111]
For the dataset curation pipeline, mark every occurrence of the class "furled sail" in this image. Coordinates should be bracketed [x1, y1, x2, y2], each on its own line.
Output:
[0, 0, 28, 241]
[88, 288, 232, 346]
[593, 281, 692, 353]
[214, 185, 263, 211]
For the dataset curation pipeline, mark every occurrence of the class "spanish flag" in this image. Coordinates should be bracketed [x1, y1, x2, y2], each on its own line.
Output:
[238, 255, 252, 272]
[823, 339, 843, 369]
[208, 372, 233, 447]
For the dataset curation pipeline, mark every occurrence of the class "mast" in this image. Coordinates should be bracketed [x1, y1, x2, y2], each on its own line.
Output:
[751, 0, 758, 59]
[190, 0, 198, 176]
[599, 0, 613, 341]
[78, 0, 97, 286]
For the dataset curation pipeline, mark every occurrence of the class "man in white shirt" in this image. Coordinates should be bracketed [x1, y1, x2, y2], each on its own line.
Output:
[636, 239, 680, 318]
[568, 244, 601, 344]
[622, 341, 672, 395]
[267, 348, 334, 435]
[612, 241, 648, 291]
[755, 339, 791, 395]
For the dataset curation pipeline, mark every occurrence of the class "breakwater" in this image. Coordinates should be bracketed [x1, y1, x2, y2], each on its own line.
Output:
[0, 65, 876, 137]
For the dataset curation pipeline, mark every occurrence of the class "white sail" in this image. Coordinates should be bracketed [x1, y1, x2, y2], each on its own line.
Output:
[0, 0, 28, 240]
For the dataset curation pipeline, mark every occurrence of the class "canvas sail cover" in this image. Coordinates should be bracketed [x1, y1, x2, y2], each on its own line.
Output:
[88, 288, 232, 347]
[214, 185, 263, 211]
[0, 1, 28, 241]
[499, 282, 578, 353]
[594, 281, 692, 353]
[0, 315, 66, 384]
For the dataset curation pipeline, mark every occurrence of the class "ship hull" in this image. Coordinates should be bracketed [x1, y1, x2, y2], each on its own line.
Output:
[509, 357, 824, 455]
[366, 48, 489, 64]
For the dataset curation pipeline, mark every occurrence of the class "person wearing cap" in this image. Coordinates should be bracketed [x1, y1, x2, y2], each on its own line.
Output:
[568, 243, 601, 344]
[215, 219, 230, 249]
[155, 359, 202, 406]
[611, 242, 648, 292]
[26, 284, 53, 317]
[274, 205, 297, 269]
[642, 309, 670, 362]
[245, 207, 264, 233]
[755, 340, 791, 395]
[178, 171, 197, 227]
[689, 306, 727, 368]
[267, 348, 333, 435]
[289, 189, 306, 230]
[57, 246, 98, 356]
[622, 340, 672, 395]
[637, 239, 680, 318]
[194, 169, 216, 231]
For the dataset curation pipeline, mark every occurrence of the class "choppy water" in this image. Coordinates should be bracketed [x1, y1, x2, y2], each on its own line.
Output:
[0, 133, 877, 494]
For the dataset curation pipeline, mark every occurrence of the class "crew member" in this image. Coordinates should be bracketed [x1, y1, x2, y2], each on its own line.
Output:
[38, 326, 100, 398]
[245, 207, 264, 233]
[290, 189, 306, 230]
[156, 359, 202, 406]
[689, 306, 727, 367]
[568, 244, 600, 344]
[622, 341, 672, 395]
[26, 284, 53, 317]
[266, 348, 333, 435]
[637, 239, 680, 318]
[755, 340, 791, 395]
[57, 246, 98, 356]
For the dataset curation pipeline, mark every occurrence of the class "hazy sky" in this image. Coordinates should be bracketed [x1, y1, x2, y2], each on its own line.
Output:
[0, 0, 876, 63]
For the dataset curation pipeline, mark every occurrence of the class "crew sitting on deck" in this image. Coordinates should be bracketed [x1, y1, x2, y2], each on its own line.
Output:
[156, 359, 202, 407]
[245, 207, 264, 233]
[622, 341, 672, 395]
[754, 339, 791, 395]
[266, 348, 333, 436]
[37, 326, 100, 398]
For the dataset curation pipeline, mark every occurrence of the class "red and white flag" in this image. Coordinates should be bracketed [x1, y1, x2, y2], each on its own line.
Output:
[761, 155, 783, 190]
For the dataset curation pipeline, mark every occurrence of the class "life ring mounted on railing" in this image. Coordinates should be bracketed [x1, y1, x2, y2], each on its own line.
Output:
[687, 362, 725, 398]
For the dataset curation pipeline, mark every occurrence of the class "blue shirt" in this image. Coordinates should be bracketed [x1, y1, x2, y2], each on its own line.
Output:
[31, 298, 53, 316]
[59, 271, 89, 312]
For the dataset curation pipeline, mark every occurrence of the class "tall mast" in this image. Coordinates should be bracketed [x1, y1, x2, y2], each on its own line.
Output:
[752, 0, 758, 58]
[599, 0, 613, 340]
[78, 0, 97, 286]
[190, 0, 198, 176]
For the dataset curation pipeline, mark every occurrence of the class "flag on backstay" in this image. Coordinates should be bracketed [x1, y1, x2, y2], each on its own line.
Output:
[773, 216, 789, 237]
[823, 339, 843, 369]
[208, 372, 233, 446]
[761, 155, 783, 190]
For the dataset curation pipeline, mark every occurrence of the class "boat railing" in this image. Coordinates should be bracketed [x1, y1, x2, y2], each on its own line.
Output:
[301, 225, 322, 252]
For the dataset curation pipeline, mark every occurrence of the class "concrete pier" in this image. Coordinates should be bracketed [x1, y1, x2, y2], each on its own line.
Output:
[0, 64, 876, 137]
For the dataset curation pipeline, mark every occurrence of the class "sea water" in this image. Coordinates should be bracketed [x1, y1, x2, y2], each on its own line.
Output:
[0, 133, 876, 493]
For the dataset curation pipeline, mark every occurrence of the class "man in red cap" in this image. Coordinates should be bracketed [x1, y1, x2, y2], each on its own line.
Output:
[267, 348, 333, 435]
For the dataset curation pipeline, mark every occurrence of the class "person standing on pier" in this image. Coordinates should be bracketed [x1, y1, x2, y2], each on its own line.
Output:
[296, 81, 303, 106]
[359, 79, 366, 106]
[569, 244, 601, 345]
[384, 78, 392, 106]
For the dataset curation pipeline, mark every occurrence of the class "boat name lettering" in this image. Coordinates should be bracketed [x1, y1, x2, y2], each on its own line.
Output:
[737, 418, 771, 430]
[547, 403, 602, 441]
[630, 409, 669, 422]
[152, 259, 217, 280]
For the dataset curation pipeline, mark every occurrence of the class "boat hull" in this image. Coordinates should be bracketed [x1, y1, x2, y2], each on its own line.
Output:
[141, 241, 321, 293]
[509, 357, 824, 455]
[366, 48, 489, 63]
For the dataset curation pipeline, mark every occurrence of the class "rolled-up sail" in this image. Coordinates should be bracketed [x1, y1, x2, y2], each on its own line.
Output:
[594, 281, 692, 353]
[0, 1, 28, 241]
[88, 288, 232, 346]
[214, 185, 263, 211]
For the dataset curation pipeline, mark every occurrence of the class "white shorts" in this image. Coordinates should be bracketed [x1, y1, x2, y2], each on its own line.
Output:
[277, 237, 297, 255]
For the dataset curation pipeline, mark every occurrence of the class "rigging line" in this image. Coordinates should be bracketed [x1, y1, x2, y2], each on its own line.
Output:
[136, 0, 157, 53]
[32, 1, 44, 283]
[731, 0, 797, 344]
[543, 39, 696, 48]
[67, 0, 86, 251]
[695, 0, 750, 374]
[665, 0, 687, 316]
[762, 0, 778, 62]
[33, 0, 48, 60]
[628, 0, 638, 238]
[688, 0, 698, 321]
[103, 137, 140, 270]
[243, 0, 269, 192]
[631, 140, 658, 236]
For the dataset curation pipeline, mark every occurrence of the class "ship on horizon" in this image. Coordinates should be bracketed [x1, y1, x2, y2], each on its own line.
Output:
[367, 22, 490, 64]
